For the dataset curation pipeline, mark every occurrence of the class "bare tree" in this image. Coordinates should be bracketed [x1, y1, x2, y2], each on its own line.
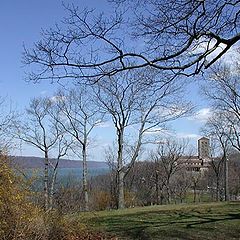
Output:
[104, 145, 118, 208]
[190, 171, 202, 203]
[228, 152, 240, 199]
[204, 62, 240, 150]
[124, 160, 158, 206]
[171, 169, 192, 203]
[23, 1, 240, 82]
[52, 88, 101, 211]
[15, 97, 63, 211]
[95, 70, 191, 208]
[150, 138, 190, 204]
[48, 134, 73, 210]
[202, 111, 231, 201]
[203, 62, 240, 200]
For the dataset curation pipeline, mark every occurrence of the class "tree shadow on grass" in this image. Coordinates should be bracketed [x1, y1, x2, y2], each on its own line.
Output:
[91, 210, 240, 240]
[185, 213, 240, 228]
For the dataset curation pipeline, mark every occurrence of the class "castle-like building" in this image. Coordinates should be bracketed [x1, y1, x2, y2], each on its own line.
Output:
[198, 137, 210, 159]
[183, 137, 211, 172]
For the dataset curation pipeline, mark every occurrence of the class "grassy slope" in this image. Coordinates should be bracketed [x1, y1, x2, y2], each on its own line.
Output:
[75, 202, 240, 240]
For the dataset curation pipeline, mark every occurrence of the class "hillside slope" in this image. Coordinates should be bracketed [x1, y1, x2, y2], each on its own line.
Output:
[10, 156, 108, 169]
[82, 202, 240, 240]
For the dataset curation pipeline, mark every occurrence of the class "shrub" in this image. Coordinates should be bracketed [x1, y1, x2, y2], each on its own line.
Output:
[0, 155, 42, 239]
[90, 190, 112, 211]
[0, 155, 116, 239]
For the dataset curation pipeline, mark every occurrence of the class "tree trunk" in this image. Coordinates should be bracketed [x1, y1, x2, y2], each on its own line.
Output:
[193, 182, 197, 203]
[216, 176, 220, 202]
[155, 172, 160, 205]
[118, 170, 125, 209]
[166, 178, 171, 204]
[166, 185, 171, 204]
[82, 143, 89, 211]
[49, 158, 60, 210]
[117, 128, 125, 209]
[44, 151, 49, 211]
[49, 174, 56, 210]
[224, 155, 229, 201]
[110, 172, 118, 208]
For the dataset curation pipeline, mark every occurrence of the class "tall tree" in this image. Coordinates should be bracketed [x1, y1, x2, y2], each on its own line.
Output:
[23, 1, 240, 82]
[15, 97, 63, 211]
[202, 111, 231, 201]
[52, 88, 101, 211]
[203, 62, 240, 200]
[95, 70, 191, 208]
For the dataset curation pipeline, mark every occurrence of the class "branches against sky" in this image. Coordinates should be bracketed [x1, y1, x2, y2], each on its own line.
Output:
[23, 0, 240, 83]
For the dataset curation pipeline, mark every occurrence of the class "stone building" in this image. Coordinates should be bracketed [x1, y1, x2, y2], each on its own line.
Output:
[180, 137, 211, 172]
[198, 137, 210, 159]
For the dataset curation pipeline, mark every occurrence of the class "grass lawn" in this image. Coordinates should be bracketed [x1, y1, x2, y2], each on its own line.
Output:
[74, 202, 240, 239]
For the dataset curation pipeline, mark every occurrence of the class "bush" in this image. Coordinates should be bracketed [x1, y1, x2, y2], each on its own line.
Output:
[90, 191, 112, 211]
[0, 155, 116, 239]
[0, 155, 41, 239]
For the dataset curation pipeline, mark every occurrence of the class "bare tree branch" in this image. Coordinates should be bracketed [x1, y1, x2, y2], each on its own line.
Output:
[23, 1, 240, 82]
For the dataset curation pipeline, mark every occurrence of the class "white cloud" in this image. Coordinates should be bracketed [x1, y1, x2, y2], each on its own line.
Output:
[188, 108, 212, 123]
[175, 132, 200, 139]
[95, 121, 112, 128]
[191, 37, 240, 67]
[190, 38, 228, 64]
[50, 95, 66, 103]
[145, 127, 166, 135]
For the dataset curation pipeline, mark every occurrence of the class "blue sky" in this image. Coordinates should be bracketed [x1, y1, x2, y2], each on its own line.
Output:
[0, 1, 211, 159]
[1, 0, 110, 109]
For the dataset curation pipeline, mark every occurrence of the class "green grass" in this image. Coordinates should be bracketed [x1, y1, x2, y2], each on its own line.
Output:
[73, 202, 240, 239]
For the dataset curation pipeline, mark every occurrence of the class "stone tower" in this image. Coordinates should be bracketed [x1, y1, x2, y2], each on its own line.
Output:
[198, 137, 210, 159]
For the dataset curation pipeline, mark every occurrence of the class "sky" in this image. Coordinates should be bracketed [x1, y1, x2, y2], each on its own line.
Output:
[0, 1, 212, 160]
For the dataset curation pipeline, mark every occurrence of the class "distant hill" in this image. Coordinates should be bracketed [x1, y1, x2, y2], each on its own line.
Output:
[10, 156, 108, 169]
